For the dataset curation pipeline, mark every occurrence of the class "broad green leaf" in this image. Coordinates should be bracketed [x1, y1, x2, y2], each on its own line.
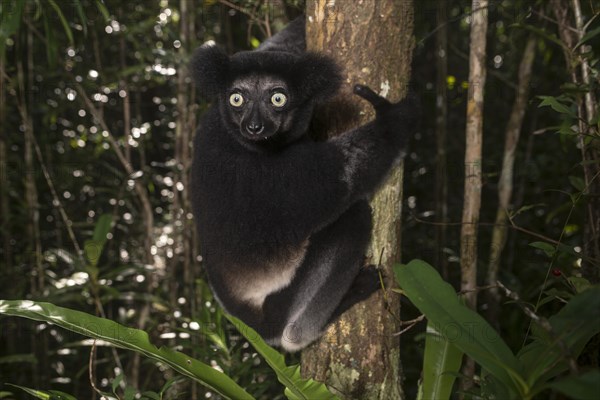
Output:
[394, 260, 527, 397]
[518, 287, 600, 393]
[419, 323, 463, 400]
[0, 300, 254, 400]
[225, 314, 339, 400]
[546, 369, 600, 399]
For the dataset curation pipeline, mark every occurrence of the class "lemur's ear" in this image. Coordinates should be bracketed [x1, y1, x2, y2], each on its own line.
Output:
[292, 53, 343, 103]
[190, 44, 230, 99]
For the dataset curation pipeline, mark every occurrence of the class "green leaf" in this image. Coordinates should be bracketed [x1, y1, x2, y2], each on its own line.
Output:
[538, 96, 577, 118]
[546, 369, 600, 399]
[111, 372, 124, 394]
[529, 241, 556, 258]
[85, 214, 113, 268]
[0, 300, 254, 400]
[47, 0, 74, 45]
[94, 0, 111, 21]
[225, 314, 339, 400]
[419, 323, 463, 400]
[123, 386, 136, 400]
[92, 214, 113, 243]
[394, 260, 527, 397]
[73, 0, 88, 35]
[575, 26, 600, 49]
[510, 23, 565, 49]
[5, 384, 50, 400]
[567, 276, 591, 293]
[159, 376, 184, 396]
[519, 287, 600, 393]
[569, 176, 585, 192]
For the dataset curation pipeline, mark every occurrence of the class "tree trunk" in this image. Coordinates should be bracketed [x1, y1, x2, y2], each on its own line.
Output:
[301, 2, 414, 399]
[486, 35, 536, 323]
[460, 0, 489, 393]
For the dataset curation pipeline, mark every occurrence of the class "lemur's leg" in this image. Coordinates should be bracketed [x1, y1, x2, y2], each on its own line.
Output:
[259, 200, 377, 351]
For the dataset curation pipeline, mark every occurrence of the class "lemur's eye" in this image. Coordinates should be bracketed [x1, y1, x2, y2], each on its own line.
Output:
[271, 92, 287, 107]
[229, 93, 244, 107]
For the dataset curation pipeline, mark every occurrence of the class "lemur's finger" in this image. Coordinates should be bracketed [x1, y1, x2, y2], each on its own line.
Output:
[353, 84, 389, 109]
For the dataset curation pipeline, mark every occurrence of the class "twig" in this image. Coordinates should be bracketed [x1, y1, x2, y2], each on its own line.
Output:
[497, 281, 578, 374]
[393, 314, 426, 336]
[88, 340, 105, 398]
[458, 284, 499, 295]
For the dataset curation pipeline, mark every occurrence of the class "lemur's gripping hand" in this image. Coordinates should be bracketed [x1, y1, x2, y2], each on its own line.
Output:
[353, 84, 391, 110]
[353, 84, 419, 148]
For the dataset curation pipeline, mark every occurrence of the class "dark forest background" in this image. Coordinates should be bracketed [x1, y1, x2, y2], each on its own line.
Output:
[0, 0, 598, 399]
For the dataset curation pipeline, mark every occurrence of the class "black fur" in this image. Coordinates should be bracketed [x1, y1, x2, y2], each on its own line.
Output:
[191, 20, 417, 351]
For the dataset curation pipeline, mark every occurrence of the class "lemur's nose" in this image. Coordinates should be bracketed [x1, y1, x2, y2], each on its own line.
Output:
[246, 123, 264, 135]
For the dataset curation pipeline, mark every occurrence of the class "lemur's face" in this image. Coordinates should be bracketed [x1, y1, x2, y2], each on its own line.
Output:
[223, 74, 301, 145]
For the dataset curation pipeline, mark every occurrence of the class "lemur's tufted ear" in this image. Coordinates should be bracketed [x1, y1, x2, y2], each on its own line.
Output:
[190, 44, 230, 99]
[292, 53, 343, 103]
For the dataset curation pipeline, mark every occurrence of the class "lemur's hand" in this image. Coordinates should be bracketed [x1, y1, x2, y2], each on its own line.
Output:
[353, 84, 419, 154]
[354, 84, 419, 127]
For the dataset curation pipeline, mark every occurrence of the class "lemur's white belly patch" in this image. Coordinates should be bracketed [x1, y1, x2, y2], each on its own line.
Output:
[228, 240, 309, 309]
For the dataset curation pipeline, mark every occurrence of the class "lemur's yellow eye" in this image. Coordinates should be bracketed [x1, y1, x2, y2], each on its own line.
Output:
[271, 92, 287, 107]
[229, 93, 244, 107]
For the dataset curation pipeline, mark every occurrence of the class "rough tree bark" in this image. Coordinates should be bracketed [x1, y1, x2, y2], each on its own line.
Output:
[460, 0, 488, 393]
[301, 1, 414, 399]
[486, 35, 536, 323]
